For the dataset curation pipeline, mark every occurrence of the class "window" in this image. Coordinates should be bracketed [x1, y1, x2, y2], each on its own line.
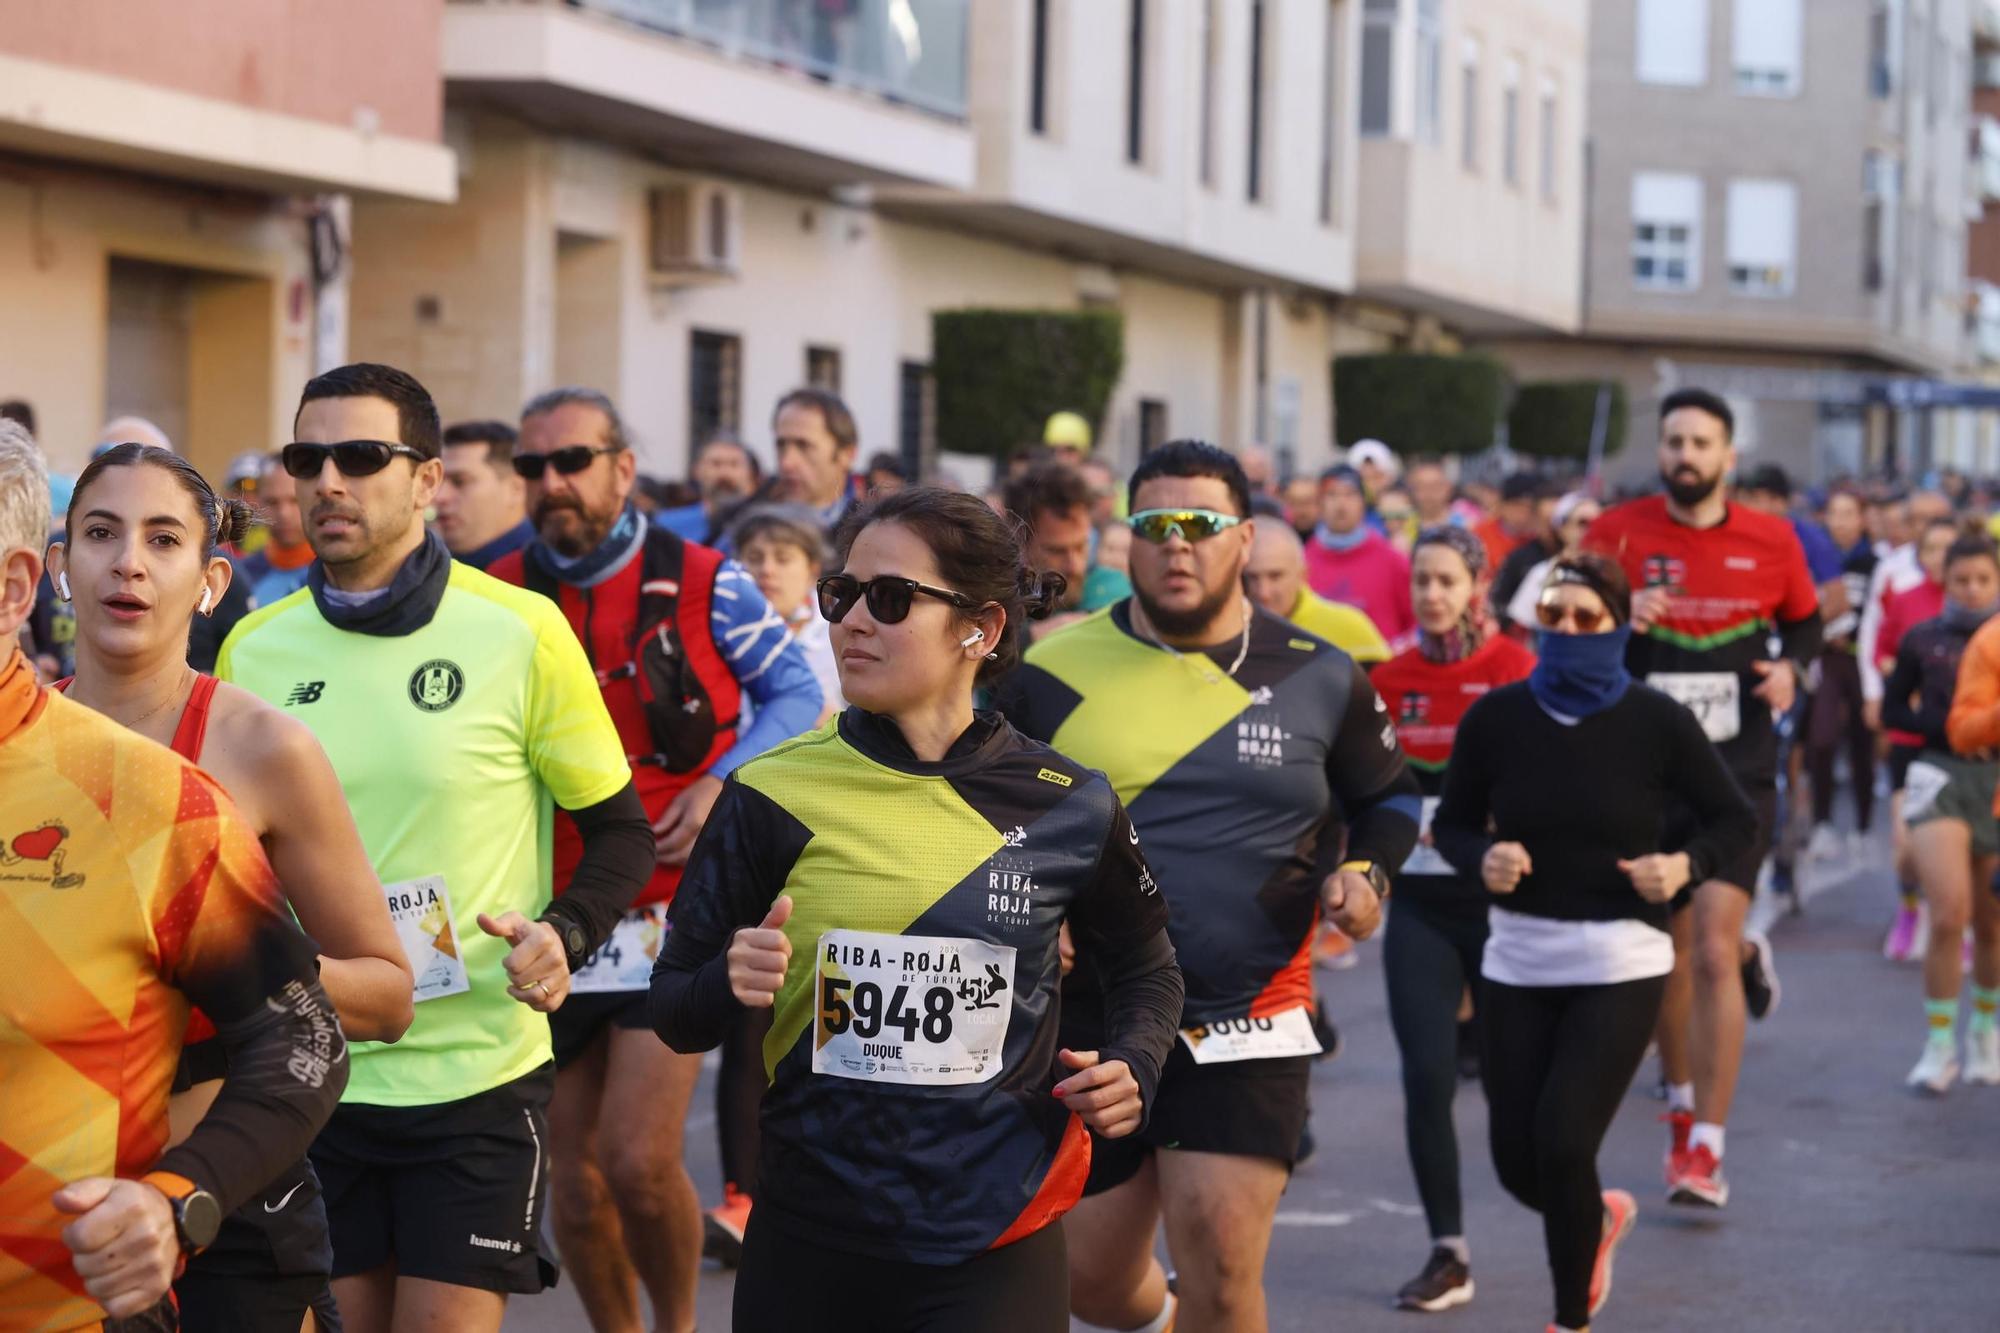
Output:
[1864, 150, 1900, 292]
[1126, 0, 1147, 165]
[1200, 0, 1221, 184]
[689, 330, 742, 445]
[1319, 0, 1342, 224]
[1636, 0, 1708, 86]
[1732, 0, 1802, 95]
[1726, 178, 1798, 296]
[1029, 0, 1050, 134]
[1538, 76, 1558, 203]
[1631, 171, 1702, 291]
[1139, 399, 1170, 455]
[1415, 0, 1442, 143]
[1460, 38, 1480, 173]
[806, 344, 842, 393]
[1248, 0, 1268, 202]
[898, 361, 935, 477]
[1868, 0, 1893, 97]
[1502, 59, 1521, 187]
[1360, 0, 1396, 137]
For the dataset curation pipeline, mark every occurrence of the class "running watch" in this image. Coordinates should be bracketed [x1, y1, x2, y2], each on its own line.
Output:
[1337, 859, 1392, 902]
[141, 1171, 222, 1253]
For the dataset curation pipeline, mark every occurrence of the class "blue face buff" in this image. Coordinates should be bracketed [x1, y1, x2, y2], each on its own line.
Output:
[1529, 624, 1633, 720]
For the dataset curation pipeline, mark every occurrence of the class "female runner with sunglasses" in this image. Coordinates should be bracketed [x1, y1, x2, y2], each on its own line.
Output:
[652, 486, 1183, 1333]
[47, 444, 415, 1332]
[1369, 525, 1535, 1313]
[1433, 554, 1756, 1333]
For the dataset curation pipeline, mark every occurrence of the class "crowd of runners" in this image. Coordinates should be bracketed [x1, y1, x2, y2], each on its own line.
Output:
[2, 368, 1996, 1333]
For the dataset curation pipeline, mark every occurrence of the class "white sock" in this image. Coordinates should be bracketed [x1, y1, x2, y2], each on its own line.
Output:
[1435, 1234, 1469, 1263]
[1125, 1293, 1176, 1333]
[1667, 1081, 1695, 1114]
[1690, 1121, 1725, 1158]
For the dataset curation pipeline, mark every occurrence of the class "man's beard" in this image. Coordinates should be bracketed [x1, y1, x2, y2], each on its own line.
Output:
[535, 495, 618, 557]
[1134, 573, 1240, 640]
[1663, 467, 1722, 508]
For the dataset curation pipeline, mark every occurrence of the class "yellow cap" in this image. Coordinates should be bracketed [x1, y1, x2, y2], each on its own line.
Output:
[1043, 411, 1093, 451]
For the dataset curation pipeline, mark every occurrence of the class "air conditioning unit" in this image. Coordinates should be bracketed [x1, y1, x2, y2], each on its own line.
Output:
[648, 183, 740, 285]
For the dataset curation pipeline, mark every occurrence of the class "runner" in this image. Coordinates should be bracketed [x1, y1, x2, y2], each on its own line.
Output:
[653, 486, 1183, 1333]
[1801, 488, 1880, 861]
[218, 363, 655, 1333]
[1303, 462, 1416, 647]
[1244, 517, 1391, 668]
[1434, 553, 1757, 1333]
[0, 422, 347, 1332]
[48, 443, 414, 1331]
[234, 452, 317, 606]
[491, 386, 822, 1333]
[1371, 525, 1535, 1312]
[997, 441, 1421, 1333]
[434, 419, 533, 570]
[1584, 388, 1821, 1210]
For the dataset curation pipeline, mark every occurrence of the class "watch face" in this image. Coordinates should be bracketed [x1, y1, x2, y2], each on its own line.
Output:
[181, 1191, 224, 1248]
[564, 925, 587, 958]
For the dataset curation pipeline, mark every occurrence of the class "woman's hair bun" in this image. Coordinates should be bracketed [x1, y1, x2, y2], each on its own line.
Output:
[1022, 570, 1067, 620]
[216, 497, 257, 549]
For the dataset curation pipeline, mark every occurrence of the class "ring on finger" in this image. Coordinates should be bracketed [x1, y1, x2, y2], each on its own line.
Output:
[536, 979, 551, 998]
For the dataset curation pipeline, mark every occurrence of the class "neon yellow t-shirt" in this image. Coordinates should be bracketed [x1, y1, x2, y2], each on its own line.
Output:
[217, 562, 629, 1105]
[1287, 588, 1391, 665]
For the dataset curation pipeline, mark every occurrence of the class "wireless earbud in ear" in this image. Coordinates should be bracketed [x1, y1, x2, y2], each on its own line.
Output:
[57, 572, 72, 602]
[197, 588, 213, 616]
[960, 630, 985, 649]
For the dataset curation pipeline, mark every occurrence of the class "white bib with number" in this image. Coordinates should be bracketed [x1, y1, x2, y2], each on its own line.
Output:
[1401, 796, 1452, 877]
[1648, 671, 1741, 744]
[812, 929, 1015, 1086]
[1177, 1004, 1323, 1064]
[570, 907, 670, 994]
[383, 875, 469, 1003]
[1904, 760, 1950, 821]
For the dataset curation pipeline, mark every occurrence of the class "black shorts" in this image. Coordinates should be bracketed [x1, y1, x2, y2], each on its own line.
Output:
[1889, 743, 1921, 793]
[310, 1064, 558, 1293]
[550, 989, 652, 1070]
[1081, 1037, 1312, 1196]
[1670, 779, 1777, 907]
[174, 1156, 339, 1331]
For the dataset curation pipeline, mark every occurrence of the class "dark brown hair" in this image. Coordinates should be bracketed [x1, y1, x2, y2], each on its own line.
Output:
[833, 486, 1065, 685]
[1002, 462, 1092, 530]
[300, 362, 443, 459]
[443, 419, 520, 466]
[1543, 551, 1632, 625]
[67, 444, 254, 556]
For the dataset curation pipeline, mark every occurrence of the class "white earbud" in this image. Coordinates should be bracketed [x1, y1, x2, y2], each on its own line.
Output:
[197, 587, 213, 616]
[960, 630, 984, 649]
[57, 571, 71, 602]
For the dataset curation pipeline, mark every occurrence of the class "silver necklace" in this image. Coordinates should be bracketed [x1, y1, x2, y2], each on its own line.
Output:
[1133, 597, 1253, 684]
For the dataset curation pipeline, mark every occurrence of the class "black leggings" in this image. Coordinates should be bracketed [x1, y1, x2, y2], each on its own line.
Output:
[1482, 973, 1665, 1331]
[716, 1004, 772, 1196]
[733, 1213, 1069, 1332]
[1807, 649, 1876, 831]
[1383, 894, 1488, 1241]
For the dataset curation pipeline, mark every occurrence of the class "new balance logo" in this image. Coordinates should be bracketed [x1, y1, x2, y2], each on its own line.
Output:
[286, 681, 326, 706]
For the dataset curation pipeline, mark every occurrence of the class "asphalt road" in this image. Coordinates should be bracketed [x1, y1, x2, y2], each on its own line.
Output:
[505, 825, 1999, 1331]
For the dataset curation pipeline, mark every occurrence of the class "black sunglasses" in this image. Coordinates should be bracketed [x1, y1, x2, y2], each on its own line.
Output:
[816, 574, 985, 625]
[512, 445, 622, 481]
[281, 440, 428, 480]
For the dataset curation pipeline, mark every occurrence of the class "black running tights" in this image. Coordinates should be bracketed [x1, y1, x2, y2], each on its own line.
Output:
[1383, 895, 1488, 1241]
[1807, 649, 1875, 831]
[1482, 973, 1665, 1331]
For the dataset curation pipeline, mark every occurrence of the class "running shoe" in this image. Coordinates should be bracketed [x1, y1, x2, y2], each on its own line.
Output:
[1660, 1108, 1693, 1183]
[1741, 929, 1780, 1020]
[1907, 1039, 1961, 1096]
[1966, 1028, 2000, 1085]
[702, 1184, 752, 1267]
[1883, 903, 1921, 962]
[1667, 1144, 1729, 1208]
[1805, 823, 1842, 861]
[1394, 1246, 1474, 1312]
[1589, 1189, 1637, 1318]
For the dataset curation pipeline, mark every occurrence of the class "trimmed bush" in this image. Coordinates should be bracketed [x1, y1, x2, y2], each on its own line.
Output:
[1332, 353, 1508, 456]
[1507, 380, 1630, 460]
[932, 309, 1124, 460]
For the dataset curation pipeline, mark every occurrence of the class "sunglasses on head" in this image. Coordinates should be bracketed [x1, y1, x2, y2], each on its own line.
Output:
[1535, 598, 1613, 633]
[511, 445, 621, 481]
[1126, 508, 1244, 544]
[281, 440, 428, 480]
[816, 573, 985, 625]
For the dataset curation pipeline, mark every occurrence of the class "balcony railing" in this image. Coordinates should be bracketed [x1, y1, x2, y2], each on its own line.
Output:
[580, 0, 968, 118]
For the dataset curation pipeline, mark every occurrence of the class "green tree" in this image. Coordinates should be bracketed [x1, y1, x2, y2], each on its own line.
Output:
[1331, 353, 1509, 456]
[1507, 381, 1630, 460]
[932, 309, 1125, 459]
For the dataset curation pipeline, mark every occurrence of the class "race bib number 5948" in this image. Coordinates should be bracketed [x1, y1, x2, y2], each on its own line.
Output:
[812, 929, 1015, 1086]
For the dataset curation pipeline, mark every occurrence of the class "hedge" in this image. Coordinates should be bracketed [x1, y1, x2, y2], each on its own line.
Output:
[1331, 353, 1508, 456]
[1507, 380, 1630, 460]
[932, 309, 1125, 459]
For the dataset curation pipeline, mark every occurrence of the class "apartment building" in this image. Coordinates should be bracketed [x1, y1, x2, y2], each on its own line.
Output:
[1487, 0, 1976, 484]
[0, 0, 455, 481]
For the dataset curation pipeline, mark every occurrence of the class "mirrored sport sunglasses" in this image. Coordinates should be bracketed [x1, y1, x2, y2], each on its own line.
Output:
[280, 440, 428, 480]
[816, 573, 986, 625]
[1125, 508, 1245, 544]
[511, 445, 622, 481]
[1534, 597, 1613, 634]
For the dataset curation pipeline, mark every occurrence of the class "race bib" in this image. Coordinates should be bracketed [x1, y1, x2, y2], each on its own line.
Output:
[383, 875, 469, 1003]
[1401, 796, 1452, 877]
[813, 929, 1015, 1086]
[1905, 760, 1950, 821]
[1177, 1004, 1323, 1064]
[1648, 671, 1741, 744]
[570, 906, 670, 994]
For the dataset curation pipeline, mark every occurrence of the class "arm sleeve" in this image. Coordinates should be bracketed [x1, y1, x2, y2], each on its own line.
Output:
[1948, 624, 2000, 753]
[541, 781, 654, 958]
[1319, 657, 1423, 876]
[1662, 704, 1758, 890]
[1064, 799, 1183, 1125]
[708, 563, 824, 778]
[1879, 637, 1931, 744]
[1777, 611, 1823, 671]
[1431, 698, 1497, 881]
[651, 779, 805, 1052]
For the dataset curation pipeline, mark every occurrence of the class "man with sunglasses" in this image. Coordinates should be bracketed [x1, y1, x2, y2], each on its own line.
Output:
[218, 363, 655, 1333]
[1583, 387, 1821, 1215]
[490, 386, 821, 1333]
[997, 440, 1421, 1333]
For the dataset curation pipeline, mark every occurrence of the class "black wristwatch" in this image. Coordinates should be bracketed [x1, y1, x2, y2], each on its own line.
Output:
[541, 912, 590, 973]
[143, 1171, 223, 1252]
[1337, 859, 1393, 902]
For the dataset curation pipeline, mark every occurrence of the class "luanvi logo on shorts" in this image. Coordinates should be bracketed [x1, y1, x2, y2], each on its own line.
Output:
[285, 681, 326, 706]
[408, 660, 466, 712]
[468, 1233, 523, 1254]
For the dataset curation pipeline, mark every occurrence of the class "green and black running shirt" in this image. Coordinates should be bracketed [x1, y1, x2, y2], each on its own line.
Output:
[652, 710, 1181, 1265]
[996, 602, 1421, 1030]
